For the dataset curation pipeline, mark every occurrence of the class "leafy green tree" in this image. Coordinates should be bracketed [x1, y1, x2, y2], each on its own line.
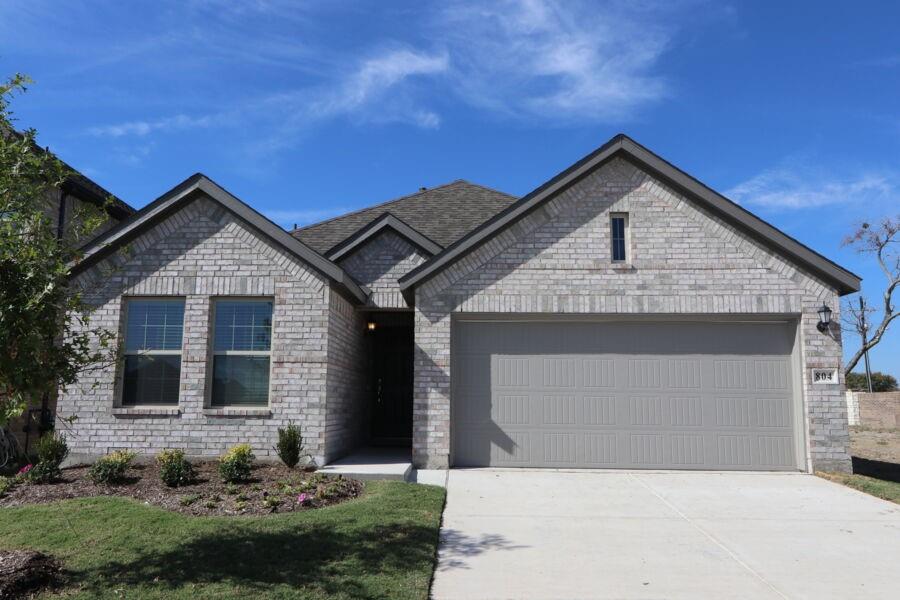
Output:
[845, 372, 898, 393]
[0, 74, 115, 427]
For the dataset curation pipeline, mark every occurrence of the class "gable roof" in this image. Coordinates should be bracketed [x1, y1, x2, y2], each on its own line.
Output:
[292, 180, 516, 255]
[326, 212, 443, 261]
[71, 173, 368, 304]
[399, 134, 862, 303]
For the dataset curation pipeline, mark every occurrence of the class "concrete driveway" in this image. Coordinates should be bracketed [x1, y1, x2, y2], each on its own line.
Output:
[431, 470, 900, 599]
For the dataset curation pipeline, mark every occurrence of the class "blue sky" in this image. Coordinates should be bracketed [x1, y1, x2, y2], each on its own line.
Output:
[2, 1, 898, 374]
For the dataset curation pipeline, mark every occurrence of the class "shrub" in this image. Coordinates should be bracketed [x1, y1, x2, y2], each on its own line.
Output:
[0, 476, 13, 497]
[29, 433, 69, 483]
[89, 450, 136, 485]
[179, 493, 201, 507]
[219, 444, 254, 483]
[156, 449, 195, 488]
[846, 371, 898, 392]
[274, 424, 305, 469]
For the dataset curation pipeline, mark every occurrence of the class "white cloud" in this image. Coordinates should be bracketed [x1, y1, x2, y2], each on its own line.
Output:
[307, 47, 448, 128]
[434, 0, 674, 121]
[88, 114, 217, 138]
[86, 46, 448, 147]
[726, 166, 896, 210]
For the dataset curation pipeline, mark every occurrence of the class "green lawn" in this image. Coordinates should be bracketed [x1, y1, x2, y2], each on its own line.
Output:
[818, 471, 900, 504]
[0, 481, 446, 599]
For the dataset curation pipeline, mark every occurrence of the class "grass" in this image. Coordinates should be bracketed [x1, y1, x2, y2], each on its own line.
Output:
[0, 481, 446, 599]
[818, 471, 900, 504]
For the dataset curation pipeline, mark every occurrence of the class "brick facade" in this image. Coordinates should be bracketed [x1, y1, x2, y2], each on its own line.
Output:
[412, 157, 851, 472]
[339, 229, 429, 309]
[58, 196, 365, 465]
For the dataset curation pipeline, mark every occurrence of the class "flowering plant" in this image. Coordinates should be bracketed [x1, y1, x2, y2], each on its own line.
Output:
[17, 464, 32, 476]
[296, 492, 311, 506]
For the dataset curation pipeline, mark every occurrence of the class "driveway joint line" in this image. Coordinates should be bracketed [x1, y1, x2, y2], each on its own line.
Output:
[628, 473, 791, 600]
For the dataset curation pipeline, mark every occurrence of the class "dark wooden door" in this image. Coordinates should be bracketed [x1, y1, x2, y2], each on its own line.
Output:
[371, 325, 413, 443]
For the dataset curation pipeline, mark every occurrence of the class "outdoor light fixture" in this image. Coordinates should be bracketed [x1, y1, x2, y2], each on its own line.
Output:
[366, 320, 377, 332]
[816, 303, 832, 332]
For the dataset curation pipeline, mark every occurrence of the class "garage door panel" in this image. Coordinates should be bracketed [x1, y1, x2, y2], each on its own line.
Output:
[452, 320, 799, 471]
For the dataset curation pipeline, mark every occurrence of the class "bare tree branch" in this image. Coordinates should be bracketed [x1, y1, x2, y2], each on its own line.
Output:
[842, 216, 900, 375]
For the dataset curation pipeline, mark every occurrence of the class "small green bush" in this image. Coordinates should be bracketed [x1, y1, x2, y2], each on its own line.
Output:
[274, 424, 304, 468]
[29, 433, 69, 483]
[179, 493, 201, 507]
[156, 449, 195, 488]
[0, 476, 13, 497]
[219, 444, 254, 483]
[89, 450, 136, 485]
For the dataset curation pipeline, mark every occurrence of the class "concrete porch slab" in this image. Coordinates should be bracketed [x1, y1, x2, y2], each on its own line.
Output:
[319, 446, 412, 481]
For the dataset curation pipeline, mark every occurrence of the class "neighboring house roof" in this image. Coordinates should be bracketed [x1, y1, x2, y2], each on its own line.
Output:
[399, 134, 862, 303]
[292, 180, 516, 255]
[61, 163, 134, 220]
[70, 173, 368, 304]
[2, 125, 135, 219]
[326, 212, 444, 261]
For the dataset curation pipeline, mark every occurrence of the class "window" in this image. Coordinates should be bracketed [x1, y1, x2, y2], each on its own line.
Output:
[122, 299, 185, 406]
[211, 299, 273, 407]
[610, 213, 629, 262]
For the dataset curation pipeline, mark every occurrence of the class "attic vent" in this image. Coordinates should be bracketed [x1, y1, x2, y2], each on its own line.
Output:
[419, 186, 427, 192]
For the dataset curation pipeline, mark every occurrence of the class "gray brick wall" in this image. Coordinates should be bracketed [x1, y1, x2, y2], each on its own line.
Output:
[413, 157, 851, 472]
[324, 289, 368, 462]
[339, 229, 429, 309]
[59, 196, 344, 465]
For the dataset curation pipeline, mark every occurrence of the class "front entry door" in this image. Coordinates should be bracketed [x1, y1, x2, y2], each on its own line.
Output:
[371, 324, 413, 444]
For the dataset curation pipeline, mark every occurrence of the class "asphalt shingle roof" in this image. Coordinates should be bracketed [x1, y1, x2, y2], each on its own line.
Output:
[291, 180, 517, 255]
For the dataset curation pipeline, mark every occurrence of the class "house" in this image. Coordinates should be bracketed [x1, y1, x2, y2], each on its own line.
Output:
[60, 134, 860, 473]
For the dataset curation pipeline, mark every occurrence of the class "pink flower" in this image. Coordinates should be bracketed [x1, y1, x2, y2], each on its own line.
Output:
[297, 493, 309, 505]
[18, 464, 32, 475]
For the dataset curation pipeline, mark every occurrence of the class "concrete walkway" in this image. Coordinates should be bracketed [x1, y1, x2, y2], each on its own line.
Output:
[431, 470, 900, 600]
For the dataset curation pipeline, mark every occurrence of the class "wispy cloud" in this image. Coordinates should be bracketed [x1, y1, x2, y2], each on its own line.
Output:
[88, 113, 218, 137]
[727, 164, 896, 210]
[64, 0, 701, 164]
[309, 48, 448, 126]
[434, 0, 676, 122]
[87, 46, 448, 148]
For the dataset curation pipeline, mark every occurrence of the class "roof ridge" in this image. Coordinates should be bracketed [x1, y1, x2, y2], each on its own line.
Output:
[291, 179, 487, 234]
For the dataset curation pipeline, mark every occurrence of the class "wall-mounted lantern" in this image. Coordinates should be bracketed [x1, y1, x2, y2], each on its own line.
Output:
[816, 303, 832, 332]
[366, 319, 377, 332]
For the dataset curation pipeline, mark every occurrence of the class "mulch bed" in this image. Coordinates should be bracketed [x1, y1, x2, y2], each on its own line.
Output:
[0, 462, 363, 517]
[0, 550, 64, 599]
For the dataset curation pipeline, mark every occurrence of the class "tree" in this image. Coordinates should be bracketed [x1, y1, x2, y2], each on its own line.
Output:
[841, 216, 899, 376]
[0, 74, 116, 427]
[845, 371, 898, 393]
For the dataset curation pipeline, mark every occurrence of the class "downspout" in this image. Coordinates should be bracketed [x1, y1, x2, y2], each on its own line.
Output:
[56, 188, 68, 240]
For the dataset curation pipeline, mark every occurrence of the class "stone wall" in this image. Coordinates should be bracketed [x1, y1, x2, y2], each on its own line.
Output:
[413, 157, 850, 472]
[58, 196, 337, 464]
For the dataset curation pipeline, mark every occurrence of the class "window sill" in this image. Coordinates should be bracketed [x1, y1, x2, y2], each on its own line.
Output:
[203, 407, 271, 418]
[112, 406, 181, 417]
[611, 262, 635, 272]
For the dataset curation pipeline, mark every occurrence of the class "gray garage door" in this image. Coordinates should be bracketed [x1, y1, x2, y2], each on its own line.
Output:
[452, 320, 800, 470]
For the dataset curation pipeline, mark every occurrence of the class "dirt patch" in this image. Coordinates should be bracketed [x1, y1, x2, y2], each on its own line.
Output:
[850, 426, 900, 464]
[0, 462, 362, 516]
[0, 550, 64, 599]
